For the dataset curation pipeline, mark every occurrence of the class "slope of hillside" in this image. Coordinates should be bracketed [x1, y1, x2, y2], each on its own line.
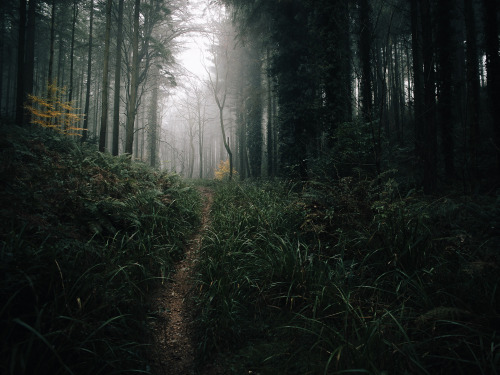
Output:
[0, 123, 201, 374]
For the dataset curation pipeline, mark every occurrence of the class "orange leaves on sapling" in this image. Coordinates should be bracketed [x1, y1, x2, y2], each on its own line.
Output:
[25, 83, 85, 136]
[214, 159, 237, 180]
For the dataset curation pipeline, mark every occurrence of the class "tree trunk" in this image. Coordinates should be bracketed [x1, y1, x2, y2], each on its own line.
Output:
[47, 0, 56, 100]
[358, 0, 372, 123]
[125, 0, 140, 156]
[266, 47, 273, 177]
[0, 16, 4, 116]
[246, 42, 263, 178]
[421, 0, 437, 193]
[15, 0, 27, 125]
[482, 0, 500, 176]
[437, 0, 456, 179]
[464, 0, 480, 185]
[98, 0, 112, 152]
[23, 0, 36, 124]
[198, 99, 204, 179]
[149, 62, 159, 168]
[112, 0, 124, 156]
[66, 0, 77, 130]
[82, 0, 93, 142]
[411, 0, 424, 165]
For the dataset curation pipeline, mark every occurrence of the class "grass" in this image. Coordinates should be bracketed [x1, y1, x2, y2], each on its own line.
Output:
[0, 123, 201, 374]
[193, 178, 499, 374]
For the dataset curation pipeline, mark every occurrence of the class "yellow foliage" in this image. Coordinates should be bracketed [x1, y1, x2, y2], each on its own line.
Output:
[214, 159, 238, 180]
[25, 83, 84, 136]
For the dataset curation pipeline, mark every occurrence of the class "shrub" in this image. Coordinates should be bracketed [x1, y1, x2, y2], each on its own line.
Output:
[214, 159, 238, 180]
[25, 83, 84, 136]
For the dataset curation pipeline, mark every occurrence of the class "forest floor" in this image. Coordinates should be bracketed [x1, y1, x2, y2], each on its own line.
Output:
[148, 186, 215, 375]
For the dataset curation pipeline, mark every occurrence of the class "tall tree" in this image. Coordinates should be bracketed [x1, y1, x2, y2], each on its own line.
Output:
[148, 61, 159, 168]
[411, 0, 424, 171]
[98, 0, 112, 152]
[245, 40, 263, 178]
[125, 0, 140, 155]
[23, 0, 36, 124]
[82, 0, 94, 142]
[47, 0, 56, 99]
[112, 0, 124, 156]
[464, 0, 480, 183]
[273, 0, 313, 180]
[436, 0, 456, 178]
[15, 0, 26, 124]
[421, 0, 437, 192]
[266, 46, 274, 177]
[358, 0, 373, 123]
[66, 0, 78, 127]
[482, 0, 500, 176]
[205, 14, 235, 180]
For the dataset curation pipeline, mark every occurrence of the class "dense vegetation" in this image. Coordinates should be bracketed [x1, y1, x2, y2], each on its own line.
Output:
[0, 123, 201, 374]
[194, 179, 499, 374]
[1, 0, 499, 373]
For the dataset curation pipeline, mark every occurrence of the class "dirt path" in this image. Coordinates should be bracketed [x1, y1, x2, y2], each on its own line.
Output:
[149, 186, 213, 375]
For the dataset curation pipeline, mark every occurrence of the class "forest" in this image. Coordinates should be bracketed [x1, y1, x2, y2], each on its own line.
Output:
[0, 0, 499, 374]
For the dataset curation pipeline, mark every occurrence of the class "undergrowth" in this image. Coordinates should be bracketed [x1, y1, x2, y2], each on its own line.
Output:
[0, 124, 201, 374]
[193, 178, 499, 374]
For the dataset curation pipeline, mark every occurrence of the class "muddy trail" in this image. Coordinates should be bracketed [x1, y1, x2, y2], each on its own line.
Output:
[148, 186, 214, 375]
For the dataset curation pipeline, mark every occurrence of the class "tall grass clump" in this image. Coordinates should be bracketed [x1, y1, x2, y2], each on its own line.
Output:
[194, 177, 499, 374]
[0, 124, 201, 374]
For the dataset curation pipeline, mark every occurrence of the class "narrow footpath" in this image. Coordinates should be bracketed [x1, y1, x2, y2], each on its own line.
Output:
[149, 186, 214, 375]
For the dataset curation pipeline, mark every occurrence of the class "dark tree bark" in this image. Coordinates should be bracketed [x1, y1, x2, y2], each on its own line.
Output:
[266, 47, 274, 177]
[437, 0, 456, 179]
[66, 0, 77, 127]
[125, 0, 140, 155]
[23, 0, 36, 124]
[98, 0, 112, 152]
[482, 0, 500, 176]
[15, 0, 26, 124]
[112, 0, 124, 156]
[47, 0, 56, 99]
[411, 0, 424, 164]
[464, 0, 481, 184]
[246, 41, 262, 178]
[148, 62, 159, 168]
[421, 0, 437, 193]
[82, 0, 94, 142]
[237, 94, 247, 180]
[358, 0, 372, 123]
[0, 15, 4, 116]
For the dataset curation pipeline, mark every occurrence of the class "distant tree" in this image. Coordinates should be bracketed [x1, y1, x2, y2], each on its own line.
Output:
[205, 15, 235, 181]
[98, 0, 112, 152]
[82, 0, 94, 142]
[66, 0, 78, 129]
[125, 0, 140, 156]
[148, 61, 160, 168]
[112, 0, 124, 156]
